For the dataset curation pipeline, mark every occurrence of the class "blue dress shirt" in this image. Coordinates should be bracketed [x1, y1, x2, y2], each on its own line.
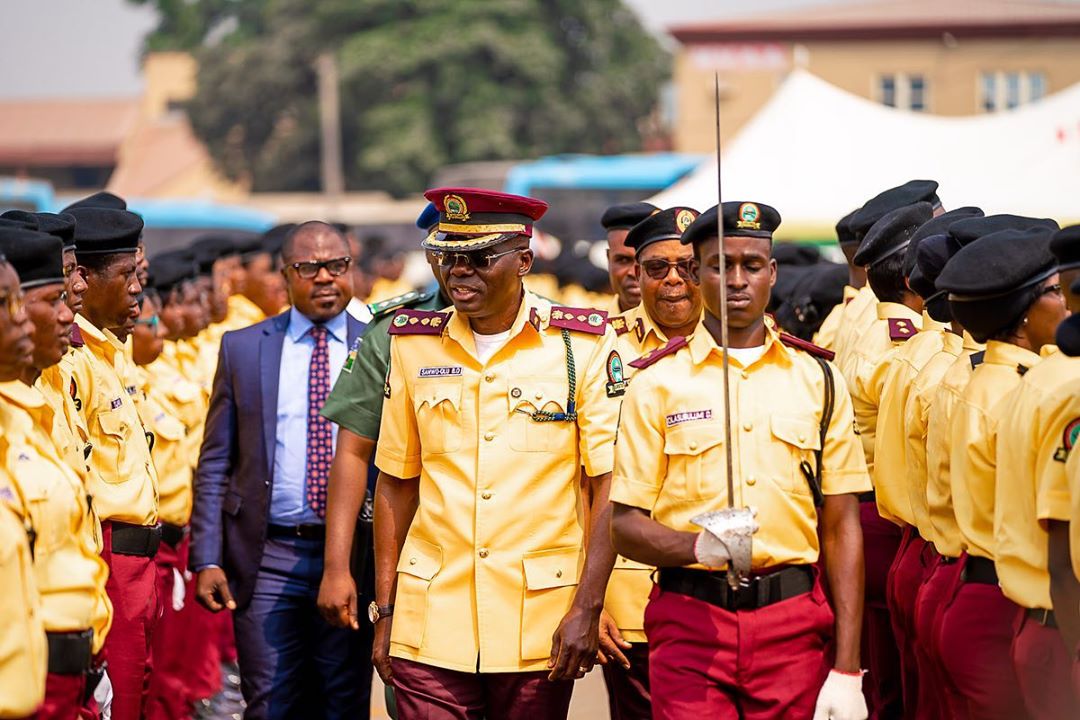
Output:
[271, 307, 348, 525]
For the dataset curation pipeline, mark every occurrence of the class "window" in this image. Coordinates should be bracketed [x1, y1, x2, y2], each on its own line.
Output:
[980, 71, 1048, 112]
[878, 74, 927, 112]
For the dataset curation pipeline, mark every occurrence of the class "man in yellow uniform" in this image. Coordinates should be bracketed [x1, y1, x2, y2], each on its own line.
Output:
[936, 227, 1066, 719]
[600, 205, 701, 720]
[611, 201, 870, 720]
[996, 226, 1080, 719]
[66, 206, 160, 720]
[373, 187, 623, 718]
[813, 209, 859, 352]
[600, 202, 657, 316]
[0, 227, 113, 718]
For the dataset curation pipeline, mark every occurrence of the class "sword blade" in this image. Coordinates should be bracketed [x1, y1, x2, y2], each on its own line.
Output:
[714, 73, 736, 511]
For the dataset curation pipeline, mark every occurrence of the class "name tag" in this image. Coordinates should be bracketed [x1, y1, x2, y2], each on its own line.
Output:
[666, 409, 712, 427]
[110, 398, 123, 410]
[418, 366, 462, 378]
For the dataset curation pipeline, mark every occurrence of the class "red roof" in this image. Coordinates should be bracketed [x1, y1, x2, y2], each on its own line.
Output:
[0, 98, 139, 165]
[671, 0, 1080, 43]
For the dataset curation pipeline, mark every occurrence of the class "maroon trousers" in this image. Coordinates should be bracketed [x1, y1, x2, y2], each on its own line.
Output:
[34, 672, 95, 720]
[147, 538, 192, 720]
[860, 501, 903, 719]
[645, 579, 833, 719]
[390, 658, 574, 720]
[1011, 611, 1079, 720]
[912, 552, 964, 720]
[179, 582, 228, 703]
[938, 568, 1026, 720]
[99, 522, 160, 720]
[885, 527, 925, 717]
[600, 642, 651, 720]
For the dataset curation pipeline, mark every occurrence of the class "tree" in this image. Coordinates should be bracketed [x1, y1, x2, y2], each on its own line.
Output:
[129, 0, 670, 194]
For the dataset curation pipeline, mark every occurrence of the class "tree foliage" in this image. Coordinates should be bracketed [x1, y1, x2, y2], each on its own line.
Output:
[129, 0, 670, 194]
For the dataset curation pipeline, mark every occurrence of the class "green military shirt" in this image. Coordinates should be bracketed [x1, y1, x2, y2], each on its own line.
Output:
[322, 287, 446, 439]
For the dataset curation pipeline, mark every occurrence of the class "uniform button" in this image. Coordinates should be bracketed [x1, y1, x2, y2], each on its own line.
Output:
[484, 373, 495, 383]
[742, 422, 753, 432]
[479, 548, 489, 558]
[688, 441, 698, 451]
[798, 433, 806, 443]
[511, 387, 522, 398]
[555, 569, 563, 578]
[409, 557, 417, 565]
[747, 475, 757, 486]
[535, 391, 544, 400]
[481, 491, 492, 500]
[484, 432, 494, 441]
[740, 370, 749, 380]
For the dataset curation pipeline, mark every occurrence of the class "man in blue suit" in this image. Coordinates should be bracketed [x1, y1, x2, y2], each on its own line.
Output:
[190, 221, 372, 719]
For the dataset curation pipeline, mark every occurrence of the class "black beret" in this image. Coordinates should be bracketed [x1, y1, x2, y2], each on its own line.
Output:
[149, 254, 196, 295]
[601, 202, 658, 231]
[910, 234, 962, 320]
[836, 209, 859, 245]
[625, 206, 699, 254]
[261, 223, 296, 257]
[949, 214, 1059, 247]
[68, 208, 143, 255]
[234, 234, 266, 258]
[1, 210, 40, 231]
[849, 180, 940, 242]
[1057, 312, 1080, 358]
[1049, 225, 1080, 270]
[62, 191, 127, 212]
[773, 242, 821, 266]
[903, 206, 983, 276]
[190, 235, 237, 273]
[852, 202, 933, 269]
[0, 227, 65, 288]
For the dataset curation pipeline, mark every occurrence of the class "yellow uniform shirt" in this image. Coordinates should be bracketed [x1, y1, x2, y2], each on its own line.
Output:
[69, 315, 158, 526]
[948, 341, 1041, 560]
[832, 284, 878, 367]
[0, 381, 112, 654]
[36, 350, 93, 485]
[872, 321, 949, 526]
[375, 293, 622, 673]
[133, 365, 195, 528]
[0, 470, 45, 718]
[612, 325, 871, 570]
[368, 277, 414, 305]
[812, 285, 859, 351]
[996, 350, 1080, 608]
[903, 331, 967, 546]
[1065, 439, 1080, 580]
[844, 302, 923, 473]
[225, 293, 266, 330]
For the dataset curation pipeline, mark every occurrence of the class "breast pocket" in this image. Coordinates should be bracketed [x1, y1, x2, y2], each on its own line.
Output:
[769, 415, 821, 495]
[664, 423, 724, 501]
[413, 382, 463, 454]
[393, 536, 443, 649]
[96, 410, 131, 481]
[507, 377, 574, 453]
[15, 467, 62, 555]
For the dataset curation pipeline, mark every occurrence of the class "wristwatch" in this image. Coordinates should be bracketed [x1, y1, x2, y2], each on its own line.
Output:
[368, 601, 394, 624]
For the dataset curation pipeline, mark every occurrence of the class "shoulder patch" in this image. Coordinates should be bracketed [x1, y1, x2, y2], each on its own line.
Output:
[387, 309, 450, 335]
[970, 350, 986, 369]
[371, 289, 435, 319]
[70, 324, 85, 348]
[609, 315, 631, 336]
[888, 317, 918, 342]
[549, 306, 607, 335]
[342, 336, 361, 374]
[1054, 417, 1080, 462]
[779, 332, 835, 361]
[629, 336, 688, 369]
[605, 350, 628, 397]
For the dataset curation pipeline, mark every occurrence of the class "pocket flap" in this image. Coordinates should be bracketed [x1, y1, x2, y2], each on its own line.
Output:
[97, 410, 127, 439]
[614, 555, 652, 572]
[770, 415, 821, 450]
[397, 536, 443, 581]
[167, 382, 201, 404]
[151, 412, 186, 441]
[414, 382, 462, 412]
[509, 378, 568, 415]
[223, 490, 242, 516]
[664, 423, 723, 456]
[523, 546, 581, 591]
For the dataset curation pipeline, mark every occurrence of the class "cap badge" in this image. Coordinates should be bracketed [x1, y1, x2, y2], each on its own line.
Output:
[676, 209, 696, 233]
[737, 203, 761, 231]
[444, 194, 470, 222]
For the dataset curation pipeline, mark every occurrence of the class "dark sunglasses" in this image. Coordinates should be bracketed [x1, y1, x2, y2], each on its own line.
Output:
[432, 248, 522, 271]
[639, 258, 698, 282]
[289, 257, 351, 280]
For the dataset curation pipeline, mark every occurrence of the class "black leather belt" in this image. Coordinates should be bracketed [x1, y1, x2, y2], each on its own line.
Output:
[658, 565, 814, 612]
[962, 555, 998, 584]
[1026, 608, 1057, 629]
[46, 629, 93, 674]
[268, 523, 326, 540]
[939, 555, 959, 565]
[160, 522, 187, 549]
[110, 521, 161, 558]
[857, 491, 876, 503]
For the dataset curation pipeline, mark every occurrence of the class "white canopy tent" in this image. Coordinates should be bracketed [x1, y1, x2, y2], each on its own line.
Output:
[650, 69, 1080, 239]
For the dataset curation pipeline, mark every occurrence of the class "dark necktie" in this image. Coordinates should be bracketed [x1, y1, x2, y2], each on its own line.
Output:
[306, 325, 332, 518]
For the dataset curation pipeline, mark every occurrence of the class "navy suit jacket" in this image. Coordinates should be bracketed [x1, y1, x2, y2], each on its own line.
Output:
[189, 310, 366, 609]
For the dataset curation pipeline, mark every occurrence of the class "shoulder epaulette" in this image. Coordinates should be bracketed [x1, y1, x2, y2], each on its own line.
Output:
[608, 314, 631, 336]
[70, 324, 85, 348]
[371, 289, 436, 319]
[779, 332, 835, 361]
[888, 317, 918, 342]
[629, 336, 688, 369]
[387, 309, 450, 336]
[970, 350, 986, 369]
[549, 306, 608, 335]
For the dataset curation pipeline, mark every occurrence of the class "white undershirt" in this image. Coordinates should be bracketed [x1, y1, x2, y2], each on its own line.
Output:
[726, 344, 767, 367]
[473, 329, 512, 364]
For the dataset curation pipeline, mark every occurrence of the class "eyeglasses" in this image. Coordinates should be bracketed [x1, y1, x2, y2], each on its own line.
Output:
[0, 290, 24, 317]
[289, 257, 351, 280]
[639, 258, 698, 282]
[134, 315, 159, 329]
[1041, 282, 1063, 297]
[432, 248, 522, 271]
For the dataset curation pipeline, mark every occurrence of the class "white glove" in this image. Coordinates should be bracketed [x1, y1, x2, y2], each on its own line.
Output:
[95, 668, 113, 719]
[693, 530, 731, 568]
[813, 669, 867, 720]
[172, 567, 186, 611]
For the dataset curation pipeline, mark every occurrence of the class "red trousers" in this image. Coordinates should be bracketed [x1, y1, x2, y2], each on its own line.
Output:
[1074, 644, 1080, 702]
[860, 501, 903, 719]
[938, 571, 1026, 719]
[885, 528, 924, 718]
[390, 657, 574, 720]
[176, 577, 227, 703]
[99, 522, 159, 720]
[34, 672, 95, 720]
[1011, 611, 1078, 720]
[600, 642, 651, 720]
[645, 578, 833, 719]
[147, 539, 191, 720]
[912, 552, 964, 720]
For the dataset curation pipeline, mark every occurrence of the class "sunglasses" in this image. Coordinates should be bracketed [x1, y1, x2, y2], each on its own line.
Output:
[289, 257, 351, 280]
[0, 290, 24, 317]
[639, 258, 698, 282]
[432, 248, 522, 271]
[134, 315, 160, 329]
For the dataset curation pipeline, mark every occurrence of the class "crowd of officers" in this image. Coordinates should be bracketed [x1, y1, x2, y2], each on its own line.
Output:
[1, 176, 1080, 720]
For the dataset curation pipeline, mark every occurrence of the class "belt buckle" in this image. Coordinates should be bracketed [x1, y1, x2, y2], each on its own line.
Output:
[727, 575, 756, 611]
[1034, 608, 1052, 626]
